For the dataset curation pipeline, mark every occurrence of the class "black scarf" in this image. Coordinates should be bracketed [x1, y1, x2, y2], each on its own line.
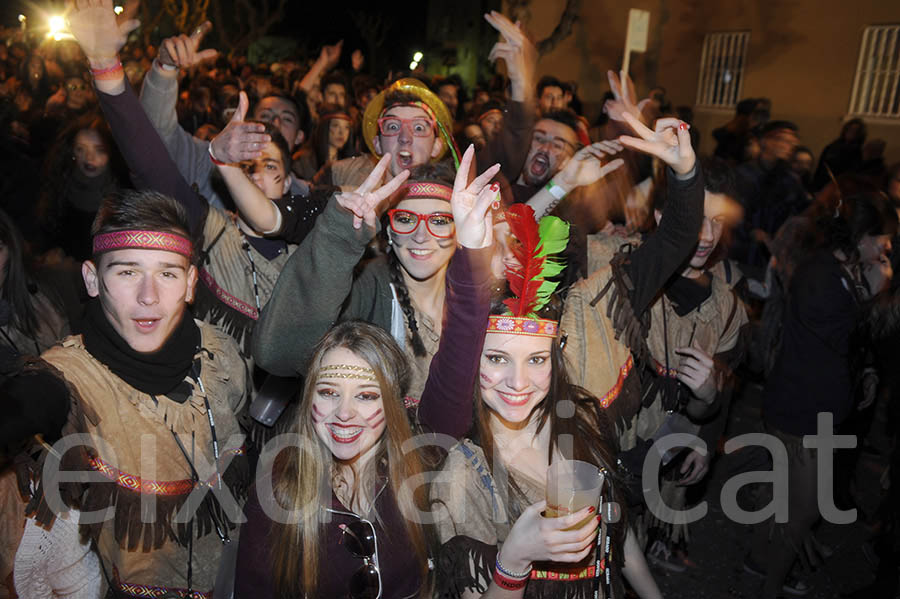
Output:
[81, 299, 200, 396]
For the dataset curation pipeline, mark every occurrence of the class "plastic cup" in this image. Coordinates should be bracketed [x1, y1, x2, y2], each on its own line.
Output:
[545, 460, 604, 529]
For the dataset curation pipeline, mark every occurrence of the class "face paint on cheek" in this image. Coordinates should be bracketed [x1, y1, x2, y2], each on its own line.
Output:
[273, 174, 283, 184]
[365, 408, 384, 429]
[479, 368, 500, 390]
[311, 403, 328, 423]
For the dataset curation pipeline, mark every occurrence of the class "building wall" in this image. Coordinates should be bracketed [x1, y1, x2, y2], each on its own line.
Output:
[510, 0, 900, 166]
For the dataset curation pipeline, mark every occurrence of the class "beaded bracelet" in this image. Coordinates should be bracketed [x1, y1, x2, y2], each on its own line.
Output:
[495, 554, 532, 579]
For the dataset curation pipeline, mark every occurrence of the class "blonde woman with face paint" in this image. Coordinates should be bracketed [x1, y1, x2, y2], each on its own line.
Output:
[254, 146, 503, 404]
[234, 145, 498, 599]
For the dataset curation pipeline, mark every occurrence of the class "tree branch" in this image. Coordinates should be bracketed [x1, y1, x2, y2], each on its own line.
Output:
[537, 0, 580, 56]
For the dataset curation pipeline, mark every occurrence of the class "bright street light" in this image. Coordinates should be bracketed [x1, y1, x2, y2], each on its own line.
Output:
[18, 14, 26, 23]
[114, 5, 124, 14]
[48, 15, 65, 34]
[413, 51, 423, 62]
[409, 61, 418, 70]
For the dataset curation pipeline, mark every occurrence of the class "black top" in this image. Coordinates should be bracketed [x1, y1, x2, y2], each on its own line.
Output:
[763, 251, 860, 435]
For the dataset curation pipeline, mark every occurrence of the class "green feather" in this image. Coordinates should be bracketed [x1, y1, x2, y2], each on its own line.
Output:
[536, 216, 570, 258]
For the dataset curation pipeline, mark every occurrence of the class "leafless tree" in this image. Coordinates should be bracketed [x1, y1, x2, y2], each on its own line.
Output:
[209, 0, 289, 56]
[507, 0, 581, 56]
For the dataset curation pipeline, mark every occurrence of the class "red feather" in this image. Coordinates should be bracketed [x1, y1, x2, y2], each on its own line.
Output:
[503, 204, 546, 317]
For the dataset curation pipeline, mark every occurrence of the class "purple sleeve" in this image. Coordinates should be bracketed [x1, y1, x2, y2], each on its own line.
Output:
[95, 80, 206, 235]
[234, 487, 277, 599]
[417, 246, 492, 439]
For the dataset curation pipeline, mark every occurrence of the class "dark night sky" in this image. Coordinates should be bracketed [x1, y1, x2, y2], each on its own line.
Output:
[2, 1, 429, 72]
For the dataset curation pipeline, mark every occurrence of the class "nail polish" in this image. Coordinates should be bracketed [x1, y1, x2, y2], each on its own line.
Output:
[678, 122, 689, 131]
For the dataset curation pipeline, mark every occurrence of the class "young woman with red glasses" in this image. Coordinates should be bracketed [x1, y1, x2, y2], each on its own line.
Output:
[254, 148, 501, 404]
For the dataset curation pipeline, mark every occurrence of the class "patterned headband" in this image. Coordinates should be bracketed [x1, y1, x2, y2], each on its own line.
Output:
[487, 315, 558, 338]
[92, 230, 193, 259]
[401, 181, 453, 202]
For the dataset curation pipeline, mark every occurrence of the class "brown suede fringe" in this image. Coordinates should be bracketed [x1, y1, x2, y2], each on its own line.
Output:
[17, 359, 250, 553]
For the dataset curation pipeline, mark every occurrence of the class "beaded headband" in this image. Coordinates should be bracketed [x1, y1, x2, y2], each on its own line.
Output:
[400, 181, 453, 202]
[316, 364, 378, 382]
[486, 315, 558, 338]
[92, 230, 193, 258]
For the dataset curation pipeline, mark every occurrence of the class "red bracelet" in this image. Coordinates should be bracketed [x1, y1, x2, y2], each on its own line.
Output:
[90, 60, 122, 76]
[208, 144, 226, 166]
[492, 569, 528, 591]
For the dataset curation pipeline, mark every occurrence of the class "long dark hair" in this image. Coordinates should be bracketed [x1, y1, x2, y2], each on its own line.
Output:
[0, 209, 40, 336]
[472, 291, 627, 563]
[38, 112, 127, 235]
[822, 191, 898, 265]
[312, 104, 357, 168]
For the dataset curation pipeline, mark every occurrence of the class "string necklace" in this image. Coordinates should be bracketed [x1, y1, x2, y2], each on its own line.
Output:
[240, 238, 262, 312]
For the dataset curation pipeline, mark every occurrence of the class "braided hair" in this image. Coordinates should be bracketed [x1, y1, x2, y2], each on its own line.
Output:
[383, 161, 457, 358]
[388, 248, 428, 357]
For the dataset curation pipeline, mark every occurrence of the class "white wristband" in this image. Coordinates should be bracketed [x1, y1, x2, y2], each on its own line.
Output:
[546, 180, 567, 201]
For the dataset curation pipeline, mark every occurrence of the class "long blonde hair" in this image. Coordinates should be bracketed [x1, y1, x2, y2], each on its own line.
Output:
[270, 320, 431, 597]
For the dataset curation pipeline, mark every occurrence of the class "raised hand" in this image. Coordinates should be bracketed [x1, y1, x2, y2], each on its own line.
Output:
[319, 40, 343, 71]
[337, 154, 410, 230]
[485, 11, 537, 102]
[451, 145, 501, 249]
[498, 500, 600, 574]
[674, 344, 716, 403]
[65, 0, 140, 63]
[603, 69, 653, 125]
[555, 140, 625, 192]
[209, 91, 270, 164]
[619, 114, 696, 176]
[158, 21, 218, 70]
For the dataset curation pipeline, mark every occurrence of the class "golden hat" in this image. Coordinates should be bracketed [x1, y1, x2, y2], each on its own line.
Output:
[361, 78, 454, 161]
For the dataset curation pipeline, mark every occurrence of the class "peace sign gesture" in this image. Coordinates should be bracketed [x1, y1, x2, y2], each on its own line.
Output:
[618, 113, 696, 176]
[336, 154, 410, 231]
[451, 145, 502, 249]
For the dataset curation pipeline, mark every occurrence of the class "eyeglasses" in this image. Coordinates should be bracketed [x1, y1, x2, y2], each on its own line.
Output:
[377, 116, 434, 137]
[531, 131, 578, 155]
[387, 209, 455, 238]
[335, 516, 382, 599]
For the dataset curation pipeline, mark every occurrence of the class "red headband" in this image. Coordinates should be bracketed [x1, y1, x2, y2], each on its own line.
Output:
[92, 230, 193, 258]
[478, 108, 503, 123]
[401, 181, 453, 202]
[321, 112, 353, 123]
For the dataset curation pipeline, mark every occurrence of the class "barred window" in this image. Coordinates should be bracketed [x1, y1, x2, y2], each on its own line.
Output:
[849, 25, 900, 118]
[695, 31, 750, 108]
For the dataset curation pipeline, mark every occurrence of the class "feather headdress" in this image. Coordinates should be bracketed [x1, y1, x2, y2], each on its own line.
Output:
[487, 204, 570, 338]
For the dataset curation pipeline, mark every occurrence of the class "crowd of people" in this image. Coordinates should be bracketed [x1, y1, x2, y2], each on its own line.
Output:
[0, 1, 898, 598]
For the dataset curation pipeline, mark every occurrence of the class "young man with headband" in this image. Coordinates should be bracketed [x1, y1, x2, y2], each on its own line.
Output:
[0, 189, 248, 597]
